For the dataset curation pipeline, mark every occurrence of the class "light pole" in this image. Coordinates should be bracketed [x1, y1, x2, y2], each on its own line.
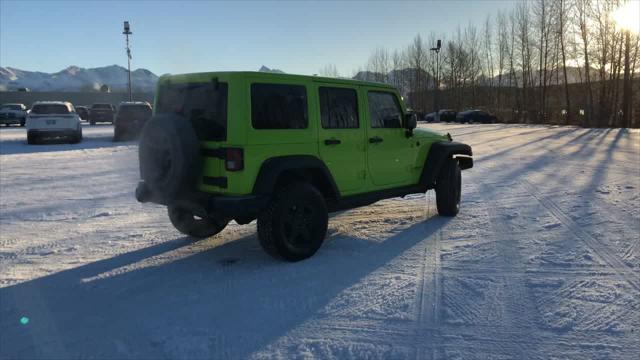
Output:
[430, 40, 441, 120]
[123, 21, 133, 101]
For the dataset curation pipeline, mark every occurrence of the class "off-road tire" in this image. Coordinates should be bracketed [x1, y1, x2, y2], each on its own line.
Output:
[435, 158, 461, 217]
[257, 182, 328, 261]
[168, 206, 228, 238]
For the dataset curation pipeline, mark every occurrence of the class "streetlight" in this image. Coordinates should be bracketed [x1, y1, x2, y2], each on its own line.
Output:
[123, 21, 133, 101]
[430, 39, 441, 120]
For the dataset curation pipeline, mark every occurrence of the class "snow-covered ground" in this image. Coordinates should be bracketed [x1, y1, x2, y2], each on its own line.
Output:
[1, 123, 638, 359]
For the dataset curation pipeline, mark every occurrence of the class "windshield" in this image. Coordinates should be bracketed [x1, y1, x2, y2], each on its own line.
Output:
[92, 104, 112, 110]
[1, 105, 22, 111]
[157, 82, 228, 141]
[31, 104, 70, 114]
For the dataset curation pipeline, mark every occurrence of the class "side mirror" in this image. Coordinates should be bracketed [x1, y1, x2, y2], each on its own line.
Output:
[404, 112, 417, 130]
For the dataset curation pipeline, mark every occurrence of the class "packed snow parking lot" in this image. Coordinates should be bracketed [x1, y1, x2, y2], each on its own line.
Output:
[0, 123, 638, 359]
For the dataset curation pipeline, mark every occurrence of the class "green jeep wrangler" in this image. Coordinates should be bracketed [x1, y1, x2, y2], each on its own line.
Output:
[136, 72, 473, 261]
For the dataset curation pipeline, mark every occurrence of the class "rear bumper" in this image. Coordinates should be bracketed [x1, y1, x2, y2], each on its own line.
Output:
[90, 114, 113, 122]
[0, 118, 23, 125]
[28, 129, 78, 138]
[135, 181, 267, 220]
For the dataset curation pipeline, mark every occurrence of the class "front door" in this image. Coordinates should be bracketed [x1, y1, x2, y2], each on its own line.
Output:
[317, 85, 366, 195]
[365, 90, 413, 187]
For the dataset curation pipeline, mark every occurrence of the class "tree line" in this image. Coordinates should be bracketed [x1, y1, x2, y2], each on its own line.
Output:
[321, 0, 639, 128]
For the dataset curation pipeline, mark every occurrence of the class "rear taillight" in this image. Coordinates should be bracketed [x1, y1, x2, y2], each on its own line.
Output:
[225, 148, 244, 171]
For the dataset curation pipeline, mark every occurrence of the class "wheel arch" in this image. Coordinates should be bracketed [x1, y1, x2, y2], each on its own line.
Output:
[420, 141, 473, 190]
[252, 155, 340, 201]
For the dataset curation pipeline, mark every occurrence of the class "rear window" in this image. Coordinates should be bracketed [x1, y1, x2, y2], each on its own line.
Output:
[251, 84, 308, 129]
[92, 104, 112, 110]
[31, 104, 70, 114]
[118, 105, 151, 118]
[157, 82, 228, 141]
[1, 105, 22, 111]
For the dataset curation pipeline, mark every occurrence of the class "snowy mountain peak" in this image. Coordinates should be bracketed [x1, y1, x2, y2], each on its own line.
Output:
[259, 65, 284, 73]
[0, 65, 159, 92]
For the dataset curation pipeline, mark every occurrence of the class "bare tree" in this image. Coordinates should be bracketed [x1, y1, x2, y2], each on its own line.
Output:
[319, 64, 340, 78]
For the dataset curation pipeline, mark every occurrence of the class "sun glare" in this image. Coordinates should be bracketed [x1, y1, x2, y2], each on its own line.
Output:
[611, 1, 640, 33]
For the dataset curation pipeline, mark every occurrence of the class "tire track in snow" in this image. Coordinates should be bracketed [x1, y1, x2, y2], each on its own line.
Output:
[521, 179, 640, 292]
[482, 183, 537, 358]
[414, 191, 442, 359]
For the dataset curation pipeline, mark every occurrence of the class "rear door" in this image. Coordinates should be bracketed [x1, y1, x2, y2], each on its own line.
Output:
[365, 90, 414, 187]
[316, 84, 366, 195]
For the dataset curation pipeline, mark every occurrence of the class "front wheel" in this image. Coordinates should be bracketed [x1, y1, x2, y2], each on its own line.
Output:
[435, 159, 461, 217]
[257, 182, 328, 261]
[168, 206, 228, 238]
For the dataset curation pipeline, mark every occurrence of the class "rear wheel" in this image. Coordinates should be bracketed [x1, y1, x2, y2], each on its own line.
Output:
[435, 159, 461, 217]
[168, 206, 228, 238]
[70, 129, 82, 144]
[257, 182, 328, 261]
[27, 133, 37, 145]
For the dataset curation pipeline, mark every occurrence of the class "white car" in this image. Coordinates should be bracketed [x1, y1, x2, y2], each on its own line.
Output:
[26, 101, 82, 144]
[0, 103, 27, 127]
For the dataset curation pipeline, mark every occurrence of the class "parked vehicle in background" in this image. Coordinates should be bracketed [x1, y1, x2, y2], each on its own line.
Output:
[114, 101, 152, 141]
[136, 71, 473, 261]
[439, 109, 457, 123]
[456, 110, 497, 124]
[0, 103, 27, 127]
[26, 101, 82, 144]
[75, 106, 90, 121]
[424, 112, 437, 122]
[89, 103, 115, 125]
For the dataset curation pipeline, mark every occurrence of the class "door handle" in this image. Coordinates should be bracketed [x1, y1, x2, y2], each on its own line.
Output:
[324, 139, 341, 145]
[369, 136, 383, 144]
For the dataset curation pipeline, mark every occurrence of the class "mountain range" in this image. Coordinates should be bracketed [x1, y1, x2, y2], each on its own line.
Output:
[0, 65, 159, 92]
[2, 64, 619, 93]
[0, 64, 292, 92]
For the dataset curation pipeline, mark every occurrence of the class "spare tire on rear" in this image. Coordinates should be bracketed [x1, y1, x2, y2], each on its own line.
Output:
[138, 114, 201, 202]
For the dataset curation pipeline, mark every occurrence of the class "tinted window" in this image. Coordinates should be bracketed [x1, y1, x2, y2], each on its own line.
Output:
[31, 104, 70, 114]
[92, 104, 112, 110]
[157, 82, 228, 141]
[367, 92, 402, 128]
[1, 105, 22, 111]
[118, 105, 152, 119]
[319, 87, 359, 129]
[251, 84, 307, 129]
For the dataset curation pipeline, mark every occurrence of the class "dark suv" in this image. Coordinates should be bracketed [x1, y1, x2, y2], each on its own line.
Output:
[455, 110, 497, 124]
[114, 102, 152, 141]
[89, 103, 115, 125]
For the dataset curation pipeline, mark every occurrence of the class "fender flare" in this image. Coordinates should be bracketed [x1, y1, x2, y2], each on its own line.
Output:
[252, 155, 340, 199]
[420, 141, 473, 190]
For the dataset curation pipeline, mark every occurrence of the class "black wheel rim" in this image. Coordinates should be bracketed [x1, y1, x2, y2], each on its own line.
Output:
[282, 202, 315, 250]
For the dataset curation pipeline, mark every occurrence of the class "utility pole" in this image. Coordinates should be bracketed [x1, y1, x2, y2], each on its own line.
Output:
[123, 21, 133, 101]
[430, 40, 441, 120]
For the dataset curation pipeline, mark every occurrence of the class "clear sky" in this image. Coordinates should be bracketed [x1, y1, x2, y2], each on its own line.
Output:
[1, 0, 517, 76]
